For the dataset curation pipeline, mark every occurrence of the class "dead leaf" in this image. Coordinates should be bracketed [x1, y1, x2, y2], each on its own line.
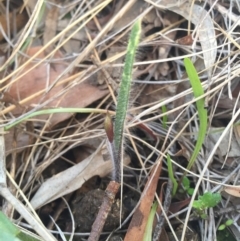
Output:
[207, 127, 240, 158]
[234, 124, 240, 147]
[139, 83, 176, 109]
[0, 9, 28, 41]
[96, 45, 124, 88]
[4, 129, 30, 155]
[157, 11, 179, 78]
[47, 82, 108, 128]
[176, 34, 194, 45]
[211, 94, 240, 110]
[174, 142, 191, 161]
[159, 229, 170, 241]
[25, 0, 38, 13]
[8, 46, 68, 110]
[169, 197, 191, 214]
[146, 0, 217, 76]
[224, 186, 240, 198]
[8, 46, 108, 128]
[43, 2, 59, 54]
[232, 81, 240, 98]
[86, 0, 116, 30]
[124, 161, 162, 241]
[112, 0, 146, 32]
[30, 147, 130, 209]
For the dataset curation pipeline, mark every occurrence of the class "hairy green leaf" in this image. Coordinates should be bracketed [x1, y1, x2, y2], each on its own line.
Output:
[114, 20, 141, 153]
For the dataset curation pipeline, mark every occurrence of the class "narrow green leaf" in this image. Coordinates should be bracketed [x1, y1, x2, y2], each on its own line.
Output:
[4, 108, 107, 130]
[17, 231, 42, 241]
[114, 20, 141, 154]
[0, 211, 19, 236]
[143, 201, 158, 241]
[0, 212, 41, 241]
[167, 154, 178, 196]
[161, 105, 167, 129]
[183, 58, 208, 172]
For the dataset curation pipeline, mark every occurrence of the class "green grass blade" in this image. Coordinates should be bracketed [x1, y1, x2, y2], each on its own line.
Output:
[161, 104, 168, 129]
[183, 58, 208, 172]
[143, 201, 158, 241]
[4, 108, 107, 131]
[114, 20, 141, 154]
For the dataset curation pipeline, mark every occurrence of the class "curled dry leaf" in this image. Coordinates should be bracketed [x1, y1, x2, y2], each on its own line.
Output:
[7, 46, 108, 128]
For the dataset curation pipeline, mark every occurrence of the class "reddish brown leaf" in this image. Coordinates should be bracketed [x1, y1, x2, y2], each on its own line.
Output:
[43, 3, 59, 54]
[169, 197, 191, 214]
[0, 10, 28, 41]
[8, 46, 108, 128]
[124, 162, 162, 241]
[176, 34, 193, 45]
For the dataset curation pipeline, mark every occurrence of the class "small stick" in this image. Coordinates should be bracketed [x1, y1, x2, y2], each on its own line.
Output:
[88, 181, 120, 241]
[153, 180, 173, 241]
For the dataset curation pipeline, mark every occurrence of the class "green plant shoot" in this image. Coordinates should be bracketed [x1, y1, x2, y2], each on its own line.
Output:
[193, 192, 221, 210]
[182, 176, 194, 195]
[114, 20, 141, 154]
[167, 154, 178, 196]
[218, 219, 234, 231]
[183, 58, 208, 174]
[193, 192, 221, 219]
